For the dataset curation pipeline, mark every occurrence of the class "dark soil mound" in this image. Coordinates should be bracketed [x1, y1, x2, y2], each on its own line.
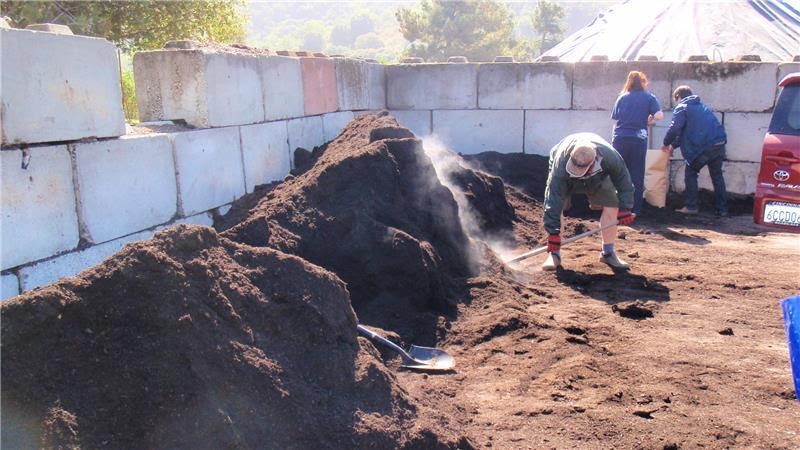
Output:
[223, 113, 479, 321]
[1, 226, 468, 449]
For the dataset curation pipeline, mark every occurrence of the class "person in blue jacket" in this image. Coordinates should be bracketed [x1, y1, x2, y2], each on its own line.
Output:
[661, 85, 729, 217]
[542, 133, 635, 272]
[611, 70, 663, 216]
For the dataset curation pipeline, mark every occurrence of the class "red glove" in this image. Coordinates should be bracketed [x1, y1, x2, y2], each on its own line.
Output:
[617, 210, 635, 226]
[547, 233, 561, 253]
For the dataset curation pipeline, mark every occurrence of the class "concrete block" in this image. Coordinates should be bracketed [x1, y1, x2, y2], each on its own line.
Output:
[1, 28, 125, 145]
[573, 61, 672, 111]
[524, 110, 614, 156]
[134, 49, 264, 128]
[778, 63, 800, 84]
[478, 63, 572, 109]
[387, 64, 478, 110]
[287, 116, 325, 152]
[322, 111, 355, 142]
[669, 161, 758, 195]
[335, 59, 386, 110]
[261, 55, 305, 121]
[723, 112, 771, 162]
[171, 127, 245, 216]
[75, 135, 177, 244]
[388, 110, 432, 137]
[1, 145, 79, 270]
[240, 121, 290, 193]
[432, 110, 523, 154]
[301, 57, 338, 116]
[2, 273, 19, 300]
[19, 228, 152, 292]
[671, 62, 779, 112]
[777, 63, 800, 101]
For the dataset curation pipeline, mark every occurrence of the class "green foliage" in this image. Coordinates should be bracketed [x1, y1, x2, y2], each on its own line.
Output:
[120, 67, 139, 123]
[395, 0, 515, 62]
[531, 0, 566, 53]
[0, 1, 248, 52]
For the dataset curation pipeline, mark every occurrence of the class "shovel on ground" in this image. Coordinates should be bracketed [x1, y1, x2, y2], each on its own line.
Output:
[503, 219, 624, 264]
[356, 324, 455, 371]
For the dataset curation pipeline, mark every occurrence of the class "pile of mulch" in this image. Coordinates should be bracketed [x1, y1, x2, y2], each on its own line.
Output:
[1, 113, 491, 449]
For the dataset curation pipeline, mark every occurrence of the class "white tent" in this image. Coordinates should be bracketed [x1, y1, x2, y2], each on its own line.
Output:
[541, 0, 800, 62]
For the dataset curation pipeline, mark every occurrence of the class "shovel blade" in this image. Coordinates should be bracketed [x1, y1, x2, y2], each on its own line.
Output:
[401, 345, 455, 371]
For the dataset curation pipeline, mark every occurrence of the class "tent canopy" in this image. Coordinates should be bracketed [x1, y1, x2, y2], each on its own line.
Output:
[541, 0, 800, 62]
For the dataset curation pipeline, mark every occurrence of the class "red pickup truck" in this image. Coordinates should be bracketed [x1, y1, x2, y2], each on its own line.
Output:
[753, 72, 800, 232]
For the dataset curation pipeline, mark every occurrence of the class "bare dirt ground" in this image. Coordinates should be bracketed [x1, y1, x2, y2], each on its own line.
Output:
[401, 209, 800, 449]
[2, 113, 798, 449]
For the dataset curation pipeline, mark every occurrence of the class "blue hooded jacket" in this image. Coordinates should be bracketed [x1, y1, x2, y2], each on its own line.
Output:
[663, 95, 727, 164]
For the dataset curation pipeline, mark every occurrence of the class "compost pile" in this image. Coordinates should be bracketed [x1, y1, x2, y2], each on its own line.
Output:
[0, 113, 483, 449]
[3, 113, 799, 449]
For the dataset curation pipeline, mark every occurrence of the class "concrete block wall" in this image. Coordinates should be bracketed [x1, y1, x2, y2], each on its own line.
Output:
[2, 30, 793, 300]
[385, 60, 791, 198]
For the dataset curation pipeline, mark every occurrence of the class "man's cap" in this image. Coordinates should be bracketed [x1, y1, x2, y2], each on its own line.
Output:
[566, 142, 596, 177]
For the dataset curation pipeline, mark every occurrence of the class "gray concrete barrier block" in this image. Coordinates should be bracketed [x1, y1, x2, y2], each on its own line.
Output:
[525, 110, 613, 155]
[1, 28, 125, 145]
[301, 57, 338, 116]
[388, 110, 432, 137]
[387, 64, 478, 110]
[240, 121, 290, 193]
[777, 63, 800, 101]
[2, 273, 19, 300]
[134, 49, 265, 128]
[171, 127, 245, 216]
[1, 146, 79, 270]
[74, 135, 177, 244]
[573, 61, 672, 111]
[778, 62, 800, 83]
[18, 228, 152, 292]
[723, 112, 770, 162]
[671, 62, 779, 112]
[432, 110, 523, 154]
[478, 63, 572, 109]
[335, 59, 386, 110]
[287, 116, 325, 153]
[669, 161, 758, 195]
[261, 55, 305, 121]
[322, 111, 355, 142]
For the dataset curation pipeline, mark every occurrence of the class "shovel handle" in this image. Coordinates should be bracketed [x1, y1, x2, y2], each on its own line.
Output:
[357, 324, 413, 360]
[504, 218, 626, 264]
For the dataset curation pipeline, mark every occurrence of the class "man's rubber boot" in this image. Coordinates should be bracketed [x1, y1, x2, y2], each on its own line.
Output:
[600, 252, 630, 271]
[676, 206, 698, 215]
[542, 253, 561, 271]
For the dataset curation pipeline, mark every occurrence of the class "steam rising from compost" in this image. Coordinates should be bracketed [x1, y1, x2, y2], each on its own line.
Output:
[423, 137, 517, 263]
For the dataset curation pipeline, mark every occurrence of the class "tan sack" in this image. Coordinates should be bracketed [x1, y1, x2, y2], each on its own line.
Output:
[644, 149, 669, 208]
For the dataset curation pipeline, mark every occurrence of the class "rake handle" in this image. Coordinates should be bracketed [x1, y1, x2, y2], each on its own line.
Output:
[504, 219, 623, 264]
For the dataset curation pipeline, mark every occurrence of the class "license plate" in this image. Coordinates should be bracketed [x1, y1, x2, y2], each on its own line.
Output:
[763, 201, 800, 227]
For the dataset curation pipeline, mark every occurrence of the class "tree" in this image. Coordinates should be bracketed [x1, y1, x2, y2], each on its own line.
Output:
[531, 0, 565, 54]
[0, 1, 248, 52]
[395, 0, 514, 62]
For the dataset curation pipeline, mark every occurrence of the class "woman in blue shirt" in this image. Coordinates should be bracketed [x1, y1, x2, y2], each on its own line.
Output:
[611, 71, 663, 216]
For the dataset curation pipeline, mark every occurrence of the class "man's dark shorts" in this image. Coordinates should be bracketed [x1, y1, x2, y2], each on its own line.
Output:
[564, 176, 620, 210]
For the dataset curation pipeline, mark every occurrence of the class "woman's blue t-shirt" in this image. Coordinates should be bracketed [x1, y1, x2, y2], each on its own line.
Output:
[611, 90, 661, 140]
